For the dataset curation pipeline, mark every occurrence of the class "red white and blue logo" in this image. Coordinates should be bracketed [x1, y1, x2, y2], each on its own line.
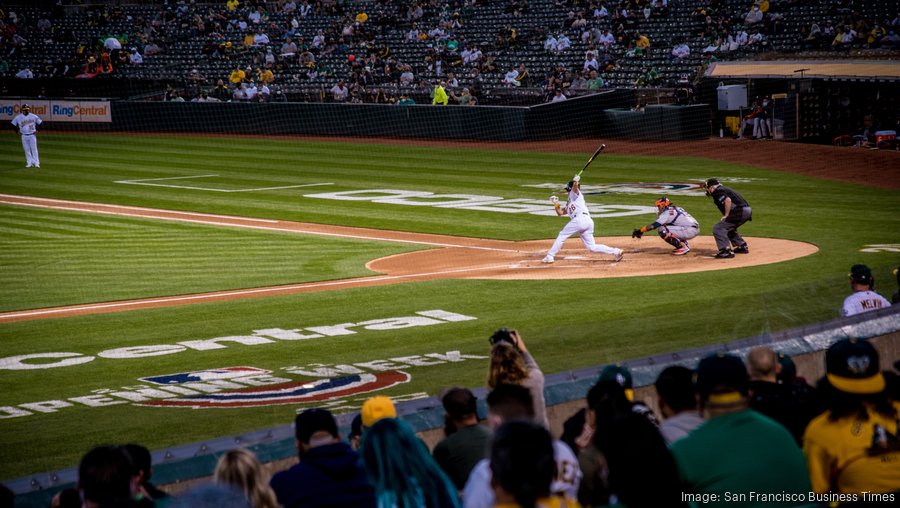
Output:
[137, 367, 410, 409]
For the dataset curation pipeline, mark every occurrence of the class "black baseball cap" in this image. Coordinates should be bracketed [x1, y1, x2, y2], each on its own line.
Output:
[825, 338, 885, 394]
[295, 408, 338, 444]
[849, 264, 873, 286]
[705, 178, 719, 188]
[695, 353, 749, 404]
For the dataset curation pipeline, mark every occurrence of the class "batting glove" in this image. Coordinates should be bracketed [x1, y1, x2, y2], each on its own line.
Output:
[550, 195, 559, 204]
[631, 229, 643, 239]
[572, 174, 581, 182]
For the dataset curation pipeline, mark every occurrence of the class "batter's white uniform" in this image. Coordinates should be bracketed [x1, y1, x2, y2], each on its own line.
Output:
[841, 290, 890, 317]
[11, 111, 42, 167]
[544, 186, 621, 262]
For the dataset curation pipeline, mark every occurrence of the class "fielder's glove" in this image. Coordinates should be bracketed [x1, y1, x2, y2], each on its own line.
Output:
[550, 195, 559, 205]
[631, 229, 643, 239]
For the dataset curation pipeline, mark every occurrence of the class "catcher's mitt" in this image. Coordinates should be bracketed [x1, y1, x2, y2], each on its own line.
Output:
[631, 229, 643, 239]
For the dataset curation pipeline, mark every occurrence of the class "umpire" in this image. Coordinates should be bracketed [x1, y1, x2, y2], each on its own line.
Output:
[704, 178, 751, 259]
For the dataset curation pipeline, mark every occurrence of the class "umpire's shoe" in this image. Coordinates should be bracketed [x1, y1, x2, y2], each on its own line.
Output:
[715, 248, 735, 259]
[733, 244, 750, 254]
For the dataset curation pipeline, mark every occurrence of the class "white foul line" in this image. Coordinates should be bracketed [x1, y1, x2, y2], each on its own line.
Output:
[0, 195, 520, 253]
[0, 264, 515, 321]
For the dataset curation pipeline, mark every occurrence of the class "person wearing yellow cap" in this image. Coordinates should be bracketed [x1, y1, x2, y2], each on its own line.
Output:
[671, 353, 811, 505]
[803, 338, 900, 496]
[360, 395, 396, 428]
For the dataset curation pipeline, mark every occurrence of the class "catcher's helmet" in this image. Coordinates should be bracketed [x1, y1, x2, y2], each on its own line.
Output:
[655, 196, 670, 211]
[565, 180, 575, 192]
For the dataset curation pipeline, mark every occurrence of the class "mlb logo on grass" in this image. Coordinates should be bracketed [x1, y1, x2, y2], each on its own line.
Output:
[141, 366, 270, 385]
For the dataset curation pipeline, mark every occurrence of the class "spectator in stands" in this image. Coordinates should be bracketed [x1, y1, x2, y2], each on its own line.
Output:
[571, 71, 587, 90]
[543, 33, 558, 52]
[214, 449, 279, 508]
[270, 408, 376, 508]
[744, 5, 763, 26]
[746, 347, 809, 444]
[463, 383, 581, 508]
[841, 264, 892, 316]
[556, 32, 572, 53]
[226, 0, 239, 13]
[634, 66, 660, 87]
[671, 354, 811, 504]
[361, 395, 397, 430]
[78, 445, 149, 508]
[654, 365, 703, 444]
[635, 32, 651, 56]
[399, 64, 414, 85]
[489, 421, 579, 508]
[229, 65, 246, 84]
[432, 387, 492, 491]
[593, 384, 688, 507]
[347, 413, 364, 450]
[583, 51, 599, 72]
[15, 67, 33, 79]
[587, 70, 603, 90]
[804, 338, 900, 495]
[123, 444, 169, 503]
[432, 81, 449, 105]
[360, 418, 460, 508]
[212, 79, 230, 101]
[671, 39, 691, 59]
[50, 487, 81, 508]
[550, 88, 568, 102]
[487, 328, 548, 427]
[331, 79, 349, 102]
[503, 65, 519, 86]
[882, 30, 900, 49]
[597, 29, 615, 51]
[454, 88, 475, 106]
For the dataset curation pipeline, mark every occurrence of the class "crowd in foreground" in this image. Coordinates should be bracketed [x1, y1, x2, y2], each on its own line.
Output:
[1, 268, 898, 508]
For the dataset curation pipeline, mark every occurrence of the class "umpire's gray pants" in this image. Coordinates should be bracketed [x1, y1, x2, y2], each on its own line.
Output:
[713, 206, 752, 250]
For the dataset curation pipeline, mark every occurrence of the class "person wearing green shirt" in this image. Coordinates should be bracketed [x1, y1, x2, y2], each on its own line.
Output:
[587, 70, 604, 90]
[671, 353, 813, 508]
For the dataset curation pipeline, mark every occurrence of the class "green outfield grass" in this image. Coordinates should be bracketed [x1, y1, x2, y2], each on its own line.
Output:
[0, 133, 898, 480]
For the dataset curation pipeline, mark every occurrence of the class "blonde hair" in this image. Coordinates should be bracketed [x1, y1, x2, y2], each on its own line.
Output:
[487, 343, 529, 388]
[213, 448, 279, 508]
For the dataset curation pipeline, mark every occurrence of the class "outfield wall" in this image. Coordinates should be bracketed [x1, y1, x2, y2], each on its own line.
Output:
[21, 90, 710, 141]
[10, 306, 898, 507]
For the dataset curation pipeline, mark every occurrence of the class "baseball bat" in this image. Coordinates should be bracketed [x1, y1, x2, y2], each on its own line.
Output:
[576, 144, 606, 177]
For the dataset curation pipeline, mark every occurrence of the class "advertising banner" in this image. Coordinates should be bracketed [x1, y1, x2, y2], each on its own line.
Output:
[0, 100, 111, 123]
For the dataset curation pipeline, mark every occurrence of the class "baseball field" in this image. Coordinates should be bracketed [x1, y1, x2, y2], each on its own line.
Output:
[1, 133, 898, 481]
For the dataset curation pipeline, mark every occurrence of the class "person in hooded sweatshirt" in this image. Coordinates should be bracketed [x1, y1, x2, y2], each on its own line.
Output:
[270, 408, 377, 508]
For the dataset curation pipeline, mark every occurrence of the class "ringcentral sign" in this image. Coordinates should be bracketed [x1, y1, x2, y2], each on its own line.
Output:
[0, 309, 476, 371]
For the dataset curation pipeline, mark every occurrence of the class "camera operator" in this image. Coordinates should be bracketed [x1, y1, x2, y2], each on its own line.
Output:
[487, 329, 548, 428]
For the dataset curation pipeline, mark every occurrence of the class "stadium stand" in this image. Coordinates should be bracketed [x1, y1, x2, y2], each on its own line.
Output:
[2, 0, 898, 107]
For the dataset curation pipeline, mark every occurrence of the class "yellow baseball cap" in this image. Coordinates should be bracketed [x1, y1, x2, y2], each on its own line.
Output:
[361, 396, 396, 427]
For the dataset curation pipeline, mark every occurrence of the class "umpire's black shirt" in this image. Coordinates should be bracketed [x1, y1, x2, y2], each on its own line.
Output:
[711, 185, 750, 220]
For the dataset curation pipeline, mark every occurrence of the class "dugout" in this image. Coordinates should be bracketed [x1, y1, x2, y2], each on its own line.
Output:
[698, 60, 900, 144]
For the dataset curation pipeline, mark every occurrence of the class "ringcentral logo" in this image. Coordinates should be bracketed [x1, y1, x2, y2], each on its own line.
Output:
[0, 309, 476, 371]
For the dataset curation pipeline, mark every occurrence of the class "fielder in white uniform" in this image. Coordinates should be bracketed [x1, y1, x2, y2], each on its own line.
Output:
[841, 264, 891, 317]
[543, 175, 623, 263]
[11, 104, 42, 168]
[631, 197, 700, 255]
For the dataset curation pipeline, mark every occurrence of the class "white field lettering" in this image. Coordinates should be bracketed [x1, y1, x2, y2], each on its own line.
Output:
[0, 351, 487, 419]
[304, 189, 655, 217]
[0, 309, 476, 371]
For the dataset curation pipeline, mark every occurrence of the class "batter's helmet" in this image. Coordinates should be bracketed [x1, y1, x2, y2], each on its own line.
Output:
[565, 180, 575, 192]
[655, 196, 671, 210]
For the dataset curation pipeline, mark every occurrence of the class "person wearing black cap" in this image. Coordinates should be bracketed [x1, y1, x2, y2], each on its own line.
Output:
[703, 178, 752, 258]
[269, 408, 376, 508]
[841, 264, 891, 317]
[803, 338, 900, 496]
[671, 353, 811, 505]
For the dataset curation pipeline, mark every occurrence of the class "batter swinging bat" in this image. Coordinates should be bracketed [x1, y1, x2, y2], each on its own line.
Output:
[576, 144, 606, 177]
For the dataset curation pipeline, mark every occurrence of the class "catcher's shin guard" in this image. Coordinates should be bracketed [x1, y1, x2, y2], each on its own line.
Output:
[660, 229, 684, 249]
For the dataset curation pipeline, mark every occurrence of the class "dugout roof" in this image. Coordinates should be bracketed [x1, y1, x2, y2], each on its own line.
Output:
[706, 60, 900, 81]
